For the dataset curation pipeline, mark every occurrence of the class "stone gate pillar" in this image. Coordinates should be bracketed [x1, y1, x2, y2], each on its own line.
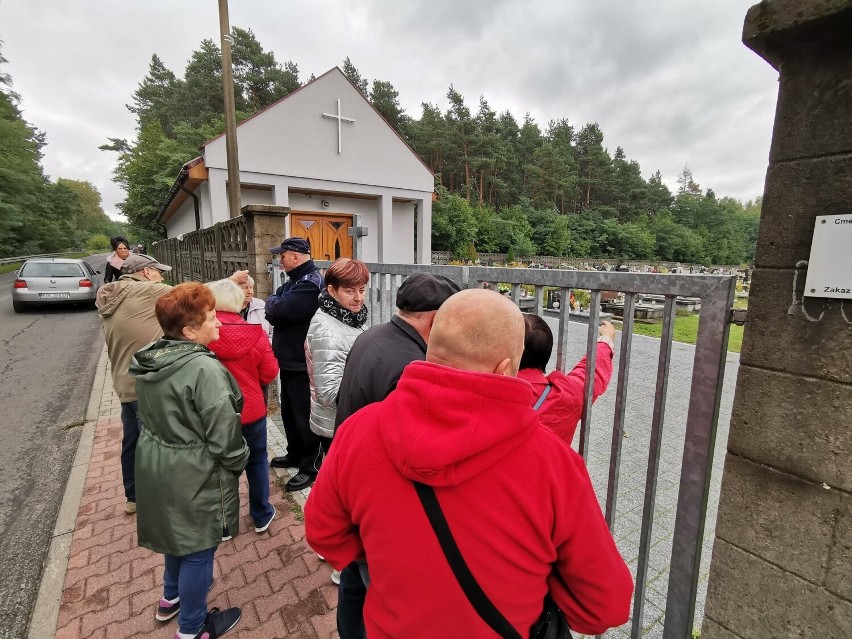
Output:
[242, 204, 289, 299]
[702, 1, 852, 637]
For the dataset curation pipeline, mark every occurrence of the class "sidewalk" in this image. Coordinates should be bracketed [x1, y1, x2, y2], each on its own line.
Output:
[35, 347, 339, 639]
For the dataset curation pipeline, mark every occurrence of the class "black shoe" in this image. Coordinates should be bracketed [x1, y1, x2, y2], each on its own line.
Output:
[285, 472, 316, 492]
[192, 606, 241, 638]
[270, 455, 297, 469]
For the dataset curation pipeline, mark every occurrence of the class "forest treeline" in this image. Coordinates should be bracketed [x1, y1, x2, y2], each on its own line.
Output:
[2, 29, 761, 264]
[0, 47, 121, 258]
[105, 29, 759, 264]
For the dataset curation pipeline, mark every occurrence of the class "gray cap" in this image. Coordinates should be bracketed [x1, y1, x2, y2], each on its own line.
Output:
[120, 254, 172, 274]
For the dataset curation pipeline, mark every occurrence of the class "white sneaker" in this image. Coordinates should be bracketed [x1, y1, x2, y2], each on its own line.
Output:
[331, 569, 341, 585]
[255, 507, 276, 533]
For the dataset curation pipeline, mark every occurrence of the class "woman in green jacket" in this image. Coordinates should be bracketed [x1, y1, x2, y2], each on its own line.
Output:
[130, 282, 249, 639]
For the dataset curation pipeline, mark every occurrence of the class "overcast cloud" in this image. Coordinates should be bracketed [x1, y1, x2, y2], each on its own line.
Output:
[0, 0, 777, 220]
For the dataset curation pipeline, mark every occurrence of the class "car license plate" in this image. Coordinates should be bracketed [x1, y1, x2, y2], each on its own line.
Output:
[39, 292, 71, 299]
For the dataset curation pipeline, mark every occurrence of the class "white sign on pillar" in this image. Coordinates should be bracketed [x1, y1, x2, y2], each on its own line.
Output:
[804, 213, 852, 299]
[322, 99, 355, 154]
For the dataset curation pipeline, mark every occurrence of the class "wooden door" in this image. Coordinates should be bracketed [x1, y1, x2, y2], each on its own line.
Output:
[290, 212, 353, 261]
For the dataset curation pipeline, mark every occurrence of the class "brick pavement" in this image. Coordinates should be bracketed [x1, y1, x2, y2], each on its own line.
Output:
[52, 359, 338, 639]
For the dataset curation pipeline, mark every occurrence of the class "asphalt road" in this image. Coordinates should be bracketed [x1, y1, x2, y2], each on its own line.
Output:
[0, 254, 107, 639]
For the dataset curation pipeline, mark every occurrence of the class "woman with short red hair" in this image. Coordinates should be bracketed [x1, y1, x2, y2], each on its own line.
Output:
[305, 258, 370, 473]
[130, 281, 249, 639]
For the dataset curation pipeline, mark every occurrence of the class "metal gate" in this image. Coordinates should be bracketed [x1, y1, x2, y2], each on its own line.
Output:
[274, 261, 737, 638]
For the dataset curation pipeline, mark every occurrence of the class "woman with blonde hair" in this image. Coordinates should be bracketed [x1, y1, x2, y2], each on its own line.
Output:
[206, 279, 279, 535]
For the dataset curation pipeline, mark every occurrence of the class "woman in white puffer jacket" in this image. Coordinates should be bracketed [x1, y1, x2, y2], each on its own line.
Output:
[305, 258, 370, 464]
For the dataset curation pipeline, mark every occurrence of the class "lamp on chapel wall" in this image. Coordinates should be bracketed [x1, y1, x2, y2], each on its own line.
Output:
[321, 200, 330, 208]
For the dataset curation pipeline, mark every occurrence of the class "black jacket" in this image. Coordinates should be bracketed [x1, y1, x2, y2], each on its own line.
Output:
[334, 315, 427, 430]
[104, 262, 122, 283]
[265, 260, 323, 372]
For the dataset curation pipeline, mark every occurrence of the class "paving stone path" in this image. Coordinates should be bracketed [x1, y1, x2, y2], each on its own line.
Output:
[53, 361, 339, 639]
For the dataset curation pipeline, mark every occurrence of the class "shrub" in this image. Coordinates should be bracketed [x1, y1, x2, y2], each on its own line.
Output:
[86, 234, 111, 250]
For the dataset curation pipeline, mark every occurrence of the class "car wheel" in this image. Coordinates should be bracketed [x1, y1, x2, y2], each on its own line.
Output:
[13, 300, 26, 313]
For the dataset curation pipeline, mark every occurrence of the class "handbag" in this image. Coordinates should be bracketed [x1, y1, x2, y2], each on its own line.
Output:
[412, 382, 571, 639]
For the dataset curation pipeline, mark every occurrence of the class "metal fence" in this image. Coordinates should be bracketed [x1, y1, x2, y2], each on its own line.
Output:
[275, 261, 736, 639]
[152, 217, 249, 285]
[430, 251, 741, 274]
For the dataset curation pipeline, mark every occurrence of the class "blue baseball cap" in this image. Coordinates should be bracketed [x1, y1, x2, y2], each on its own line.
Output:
[270, 237, 311, 255]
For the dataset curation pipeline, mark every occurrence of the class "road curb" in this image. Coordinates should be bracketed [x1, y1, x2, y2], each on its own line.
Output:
[27, 345, 108, 639]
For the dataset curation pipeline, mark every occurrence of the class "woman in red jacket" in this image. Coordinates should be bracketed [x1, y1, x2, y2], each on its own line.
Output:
[518, 314, 615, 445]
[207, 279, 280, 534]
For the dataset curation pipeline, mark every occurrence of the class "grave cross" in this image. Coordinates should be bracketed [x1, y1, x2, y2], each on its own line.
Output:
[322, 99, 355, 154]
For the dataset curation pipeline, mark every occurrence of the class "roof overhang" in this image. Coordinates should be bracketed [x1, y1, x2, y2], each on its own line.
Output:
[157, 157, 208, 225]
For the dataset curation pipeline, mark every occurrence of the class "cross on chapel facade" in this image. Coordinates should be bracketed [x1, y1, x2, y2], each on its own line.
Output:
[322, 98, 355, 154]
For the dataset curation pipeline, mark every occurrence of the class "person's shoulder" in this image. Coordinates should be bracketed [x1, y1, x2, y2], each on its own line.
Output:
[303, 270, 323, 288]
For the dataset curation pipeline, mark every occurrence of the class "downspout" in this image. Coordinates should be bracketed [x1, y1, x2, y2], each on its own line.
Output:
[180, 185, 201, 230]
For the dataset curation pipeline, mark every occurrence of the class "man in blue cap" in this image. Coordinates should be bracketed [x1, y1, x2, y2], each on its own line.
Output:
[266, 237, 325, 491]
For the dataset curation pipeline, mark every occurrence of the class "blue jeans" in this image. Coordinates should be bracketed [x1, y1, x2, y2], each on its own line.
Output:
[163, 547, 216, 635]
[120, 401, 140, 502]
[242, 417, 274, 527]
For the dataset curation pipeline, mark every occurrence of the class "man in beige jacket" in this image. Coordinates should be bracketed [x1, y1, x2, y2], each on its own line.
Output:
[97, 254, 249, 514]
[96, 254, 173, 514]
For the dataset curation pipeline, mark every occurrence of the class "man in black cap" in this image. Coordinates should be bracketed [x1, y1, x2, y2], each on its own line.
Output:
[266, 237, 325, 491]
[332, 271, 461, 639]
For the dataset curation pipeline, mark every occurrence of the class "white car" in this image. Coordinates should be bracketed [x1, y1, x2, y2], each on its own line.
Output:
[12, 258, 102, 313]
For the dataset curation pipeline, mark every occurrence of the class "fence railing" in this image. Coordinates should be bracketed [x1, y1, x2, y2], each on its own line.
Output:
[275, 260, 735, 638]
[153, 218, 249, 285]
[430, 251, 742, 274]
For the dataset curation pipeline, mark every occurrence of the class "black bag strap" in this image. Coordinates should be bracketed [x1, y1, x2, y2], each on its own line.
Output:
[414, 481, 523, 639]
[411, 385, 554, 639]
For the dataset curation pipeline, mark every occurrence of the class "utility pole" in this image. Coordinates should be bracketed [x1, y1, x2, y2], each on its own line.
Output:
[218, 0, 241, 218]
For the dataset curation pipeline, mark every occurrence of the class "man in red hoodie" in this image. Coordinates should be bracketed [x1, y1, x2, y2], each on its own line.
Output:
[305, 289, 633, 638]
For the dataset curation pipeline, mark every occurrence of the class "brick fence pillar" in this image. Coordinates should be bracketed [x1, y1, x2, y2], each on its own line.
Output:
[242, 204, 290, 299]
[701, 2, 852, 637]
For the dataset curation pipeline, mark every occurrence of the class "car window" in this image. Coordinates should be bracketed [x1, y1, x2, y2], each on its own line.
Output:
[20, 262, 85, 278]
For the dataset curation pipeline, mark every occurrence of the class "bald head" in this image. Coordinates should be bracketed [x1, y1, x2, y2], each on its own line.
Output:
[426, 289, 525, 376]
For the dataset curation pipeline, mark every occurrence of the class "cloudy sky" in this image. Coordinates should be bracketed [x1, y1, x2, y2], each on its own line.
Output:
[1, 0, 778, 220]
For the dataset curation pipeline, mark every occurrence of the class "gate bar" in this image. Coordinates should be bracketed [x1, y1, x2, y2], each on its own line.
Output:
[604, 293, 637, 530]
[631, 296, 677, 638]
[662, 279, 736, 639]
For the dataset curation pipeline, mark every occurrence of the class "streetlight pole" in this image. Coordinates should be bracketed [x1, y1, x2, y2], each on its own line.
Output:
[218, 0, 241, 218]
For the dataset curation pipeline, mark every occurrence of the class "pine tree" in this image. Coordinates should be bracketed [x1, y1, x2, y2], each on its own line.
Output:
[342, 57, 368, 96]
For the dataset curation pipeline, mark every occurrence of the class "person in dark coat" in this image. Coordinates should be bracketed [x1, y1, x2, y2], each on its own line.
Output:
[332, 272, 460, 639]
[104, 236, 131, 283]
[266, 237, 325, 491]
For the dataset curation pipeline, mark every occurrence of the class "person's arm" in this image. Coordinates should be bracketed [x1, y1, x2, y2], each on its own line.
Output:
[308, 323, 350, 408]
[256, 333, 279, 385]
[265, 278, 320, 325]
[228, 270, 250, 286]
[554, 326, 615, 403]
[195, 365, 250, 472]
[549, 452, 633, 634]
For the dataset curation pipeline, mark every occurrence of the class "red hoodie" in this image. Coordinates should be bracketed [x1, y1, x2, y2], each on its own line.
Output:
[517, 341, 614, 445]
[207, 311, 279, 424]
[305, 360, 633, 638]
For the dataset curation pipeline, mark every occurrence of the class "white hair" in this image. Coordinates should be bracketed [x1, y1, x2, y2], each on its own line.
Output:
[206, 279, 244, 313]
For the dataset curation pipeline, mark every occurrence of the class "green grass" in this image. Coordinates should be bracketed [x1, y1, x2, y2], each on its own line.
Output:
[627, 314, 744, 353]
